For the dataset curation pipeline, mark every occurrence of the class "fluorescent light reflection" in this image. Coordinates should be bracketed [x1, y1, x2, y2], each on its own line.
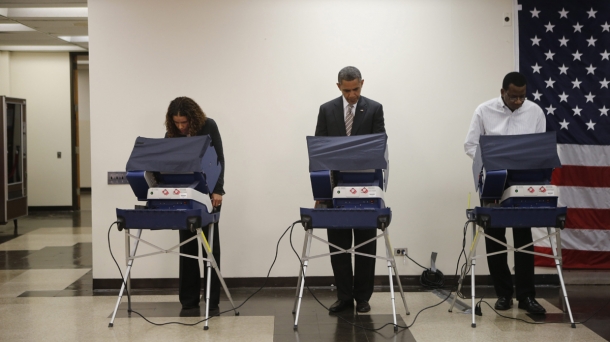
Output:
[0, 45, 87, 51]
[2, 8, 88, 18]
[0, 23, 35, 32]
[58, 36, 89, 43]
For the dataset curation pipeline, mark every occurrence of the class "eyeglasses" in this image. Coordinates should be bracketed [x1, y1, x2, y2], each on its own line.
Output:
[506, 95, 527, 103]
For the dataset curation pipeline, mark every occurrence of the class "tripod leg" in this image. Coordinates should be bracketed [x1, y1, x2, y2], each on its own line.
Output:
[197, 229, 240, 319]
[384, 233, 398, 331]
[293, 230, 310, 314]
[294, 230, 312, 330]
[384, 229, 409, 315]
[204, 225, 214, 330]
[549, 228, 575, 328]
[450, 221, 478, 313]
[109, 229, 142, 327]
[470, 227, 481, 328]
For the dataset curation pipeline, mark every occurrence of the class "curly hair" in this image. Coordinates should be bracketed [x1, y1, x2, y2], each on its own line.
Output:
[164, 96, 208, 137]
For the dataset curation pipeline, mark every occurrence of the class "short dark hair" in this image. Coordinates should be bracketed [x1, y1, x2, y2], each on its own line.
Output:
[502, 72, 527, 89]
[338, 66, 362, 83]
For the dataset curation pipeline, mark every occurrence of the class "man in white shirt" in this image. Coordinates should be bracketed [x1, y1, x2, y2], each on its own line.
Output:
[464, 72, 547, 315]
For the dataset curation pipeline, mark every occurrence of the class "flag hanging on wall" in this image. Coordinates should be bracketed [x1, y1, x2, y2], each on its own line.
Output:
[518, 0, 610, 269]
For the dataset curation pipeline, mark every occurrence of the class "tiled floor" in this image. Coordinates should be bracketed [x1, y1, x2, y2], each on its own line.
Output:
[0, 193, 609, 341]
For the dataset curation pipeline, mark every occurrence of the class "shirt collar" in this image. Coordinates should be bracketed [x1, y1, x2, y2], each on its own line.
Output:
[343, 96, 357, 110]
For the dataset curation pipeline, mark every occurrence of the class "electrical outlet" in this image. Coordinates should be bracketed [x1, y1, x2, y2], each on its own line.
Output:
[108, 171, 129, 185]
[394, 248, 407, 256]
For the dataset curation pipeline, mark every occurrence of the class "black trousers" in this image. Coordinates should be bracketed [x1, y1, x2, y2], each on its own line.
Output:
[178, 220, 221, 309]
[484, 226, 536, 301]
[327, 228, 377, 303]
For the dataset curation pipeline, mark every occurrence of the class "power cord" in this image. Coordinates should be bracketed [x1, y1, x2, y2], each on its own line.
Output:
[107, 220, 300, 326]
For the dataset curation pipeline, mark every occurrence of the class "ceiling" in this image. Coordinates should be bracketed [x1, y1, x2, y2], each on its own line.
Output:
[0, 0, 88, 51]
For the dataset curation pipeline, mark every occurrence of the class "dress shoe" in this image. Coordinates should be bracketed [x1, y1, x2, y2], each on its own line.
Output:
[181, 304, 200, 310]
[494, 297, 513, 311]
[518, 297, 546, 314]
[208, 306, 220, 316]
[329, 300, 354, 313]
[356, 301, 371, 313]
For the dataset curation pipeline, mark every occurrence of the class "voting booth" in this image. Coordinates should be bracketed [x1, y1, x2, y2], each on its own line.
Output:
[109, 136, 237, 330]
[294, 133, 409, 331]
[449, 132, 575, 328]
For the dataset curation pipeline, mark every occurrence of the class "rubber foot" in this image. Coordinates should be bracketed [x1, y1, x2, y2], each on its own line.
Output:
[406, 311, 410, 315]
[394, 326, 398, 331]
[292, 310, 295, 314]
[204, 326, 209, 331]
[471, 323, 476, 328]
[235, 311, 240, 316]
[108, 323, 113, 328]
[448, 309, 452, 312]
[571, 323, 576, 328]
[293, 325, 298, 330]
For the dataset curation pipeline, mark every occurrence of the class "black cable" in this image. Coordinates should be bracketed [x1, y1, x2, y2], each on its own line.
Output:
[108, 220, 299, 327]
[394, 220, 476, 329]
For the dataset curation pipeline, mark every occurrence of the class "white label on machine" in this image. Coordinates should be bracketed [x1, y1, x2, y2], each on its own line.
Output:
[333, 186, 384, 200]
[500, 185, 559, 202]
[148, 187, 213, 213]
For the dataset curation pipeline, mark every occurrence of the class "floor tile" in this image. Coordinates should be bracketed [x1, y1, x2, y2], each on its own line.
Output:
[1, 196, 609, 342]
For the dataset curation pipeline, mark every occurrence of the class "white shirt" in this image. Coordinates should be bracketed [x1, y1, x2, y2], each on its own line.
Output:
[464, 96, 546, 159]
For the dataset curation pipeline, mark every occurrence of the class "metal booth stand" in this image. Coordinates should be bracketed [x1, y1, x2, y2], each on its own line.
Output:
[108, 136, 238, 330]
[293, 134, 410, 331]
[448, 132, 575, 328]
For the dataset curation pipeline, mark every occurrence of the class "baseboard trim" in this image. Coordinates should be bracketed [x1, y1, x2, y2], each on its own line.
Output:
[28, 206, 73, 212]
[93, 274, 560, 290]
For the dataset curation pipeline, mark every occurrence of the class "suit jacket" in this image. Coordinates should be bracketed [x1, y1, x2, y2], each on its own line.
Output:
[315, 96, 385, 136]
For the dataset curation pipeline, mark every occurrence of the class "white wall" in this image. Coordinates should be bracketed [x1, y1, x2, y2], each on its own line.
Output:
[9, 52, 72, 207]
[90, 0, 517, 280]
[78, 68, 91, 188]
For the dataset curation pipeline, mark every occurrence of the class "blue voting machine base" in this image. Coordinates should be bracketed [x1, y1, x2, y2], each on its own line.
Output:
[448, 133, 575, 328]
[293, 134, 409, 332]
[108, 136, 238, 330]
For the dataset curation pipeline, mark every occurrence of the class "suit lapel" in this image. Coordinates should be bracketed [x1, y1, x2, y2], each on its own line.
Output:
[333, 97, 347, 136]
[352, 97, 367, 135]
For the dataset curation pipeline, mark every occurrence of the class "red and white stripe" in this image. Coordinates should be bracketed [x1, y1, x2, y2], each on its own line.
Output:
[533, 144, 610, 269]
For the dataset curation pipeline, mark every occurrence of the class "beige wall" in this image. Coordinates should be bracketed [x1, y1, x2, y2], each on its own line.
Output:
[9, 52, 72, 207]
[90, 0, 517, 280]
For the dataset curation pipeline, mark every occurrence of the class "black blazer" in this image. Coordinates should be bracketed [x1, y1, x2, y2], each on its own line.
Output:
[315, 96, 385, 137]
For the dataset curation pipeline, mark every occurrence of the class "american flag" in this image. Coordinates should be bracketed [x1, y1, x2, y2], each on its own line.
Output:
[518, 0, 610, 269]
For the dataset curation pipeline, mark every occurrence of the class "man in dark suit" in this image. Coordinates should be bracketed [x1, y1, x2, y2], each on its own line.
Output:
[315, 66, 385, 313]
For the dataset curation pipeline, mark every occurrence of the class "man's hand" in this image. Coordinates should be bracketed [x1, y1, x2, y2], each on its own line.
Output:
[211, 193, 223, 208]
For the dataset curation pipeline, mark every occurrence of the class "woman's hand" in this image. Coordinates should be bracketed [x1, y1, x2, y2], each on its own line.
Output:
[211, 193, 223, 208]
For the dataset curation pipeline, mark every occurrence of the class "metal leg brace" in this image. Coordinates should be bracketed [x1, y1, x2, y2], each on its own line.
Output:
[109, 229, 143, 327]
[108, 226, 239, 330]
[449, 224, 575, 328]
[293, 227, 409, 331]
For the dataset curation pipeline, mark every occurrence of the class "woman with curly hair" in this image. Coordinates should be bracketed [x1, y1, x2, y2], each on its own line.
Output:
[165, 96, 225, 314]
